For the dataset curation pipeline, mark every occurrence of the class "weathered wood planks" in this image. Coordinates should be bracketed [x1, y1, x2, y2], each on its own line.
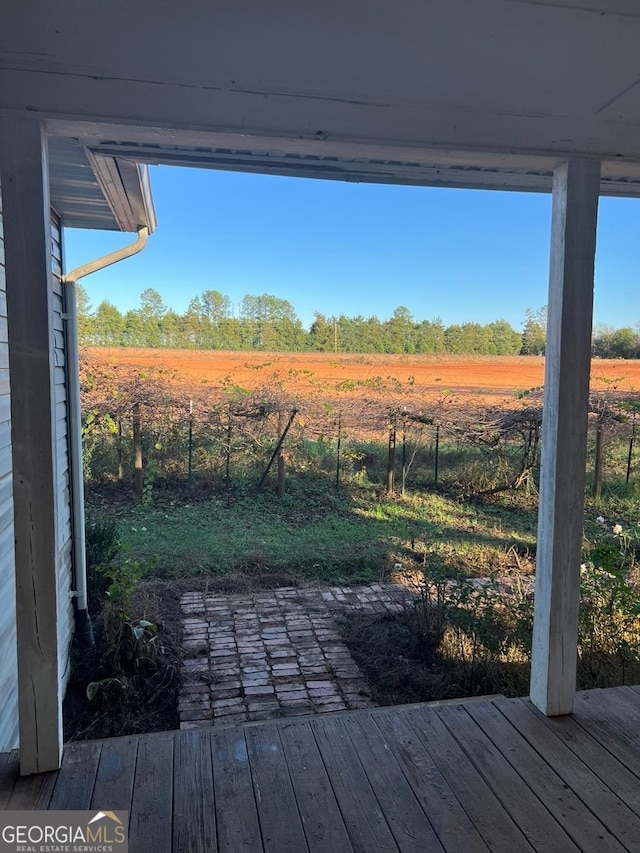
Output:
[2, 687, 640, 852]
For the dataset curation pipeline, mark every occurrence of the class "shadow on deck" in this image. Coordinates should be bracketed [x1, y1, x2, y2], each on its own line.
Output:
[2, 687, 640, 852]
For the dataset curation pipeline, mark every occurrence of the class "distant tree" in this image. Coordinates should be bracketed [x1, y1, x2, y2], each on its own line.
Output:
[383, 306, 415, 354]
[81, 288, 640, 360]
[309, 312, 335, 351]
[122, 309, 146, 347]
[76, 283, 93, 346]
[182, 296, 205, 348]
[487, 319, 521, 355]
[193, 289, 232, 348]
[521, 307, 547, 355]
[610, 327, 638, 359]
[139, 288, 167, 319]
[201, 289, 231, 325]
[217, 316, 243, 350]
[445, 322, 491, 354]
[363, 316, 384, 353]
[240, 294, 302, 350]
[444, 324, 465, 354]
[415, 318, 446, 353]
[593, 325, 639, 359]
[93, 301, 125, 346]
[136, 288, 167, 347]
[464, 322, 492, 354]
[161, 309, 181, 348]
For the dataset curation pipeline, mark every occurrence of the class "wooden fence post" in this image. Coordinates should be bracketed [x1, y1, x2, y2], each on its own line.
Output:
[336, 413, 342, 490]
[627, 416, 635, 484]
[386, 415, 396, 495]
[226, 407, 232, 485]
[593, 423, 604, 500]
[117, 418, 124, 482]
[133, 402, 143, 498]
[187, 399, 193, 486]
[401, 417, 407, 496]
[257, 409, 297, 491]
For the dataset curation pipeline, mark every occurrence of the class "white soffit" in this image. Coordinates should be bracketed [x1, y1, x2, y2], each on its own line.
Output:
[47, 137, 157, 232]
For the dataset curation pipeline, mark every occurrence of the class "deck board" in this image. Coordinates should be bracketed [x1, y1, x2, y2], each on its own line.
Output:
[90, 734, 138, 813]
[341, 712, 446, 853]
[573, 688, 640, 777]
[2, 687, 640, 853]
[49, 740, 101, 810]
[6, 769, 56, 810]
[462, 699, 625, 853]
[520, 698, 640, 819]
[436, 702, 583, 853]
[0, 752, 18, 809]
[173, 729, 217, 853]
[402, 705, 534, 853]
[497, 697, 640, 849]
[244, 723, 309, 853]
[278, 719, 353, 853]
[373, 708, 491, 853]
[129, 734, 174, 853]
[312, 714, 400, 852]
[210, 727, 263, 852]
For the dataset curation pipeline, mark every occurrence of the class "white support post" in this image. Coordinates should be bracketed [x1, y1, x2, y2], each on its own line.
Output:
[530, 159, 600, 717]
[0, 118, 62, 772]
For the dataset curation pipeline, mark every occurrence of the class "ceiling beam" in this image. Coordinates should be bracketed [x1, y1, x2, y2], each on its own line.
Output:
[3, 67, 640, 170]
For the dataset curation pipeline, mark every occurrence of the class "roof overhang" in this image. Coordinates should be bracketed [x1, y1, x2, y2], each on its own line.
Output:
[46, 124, 640, 198]
[47, 136, 157, 233]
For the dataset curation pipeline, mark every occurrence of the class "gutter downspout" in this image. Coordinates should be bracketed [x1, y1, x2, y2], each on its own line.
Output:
[63, 226, 149, 647]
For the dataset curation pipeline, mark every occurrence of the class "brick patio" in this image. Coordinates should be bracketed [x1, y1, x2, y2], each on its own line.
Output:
[179, 583, 416, 728]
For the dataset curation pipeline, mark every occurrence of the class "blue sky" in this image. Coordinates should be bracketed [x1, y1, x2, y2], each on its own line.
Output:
[64, 165, 640, 332]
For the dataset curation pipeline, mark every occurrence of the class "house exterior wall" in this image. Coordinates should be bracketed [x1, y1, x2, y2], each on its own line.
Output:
[51, 212, 74, 697]
[0, 183, 18, 751]
[0, 193, 75, 752]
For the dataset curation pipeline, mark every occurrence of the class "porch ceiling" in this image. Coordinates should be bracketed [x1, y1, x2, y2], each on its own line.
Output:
[2, 0, 640, 194]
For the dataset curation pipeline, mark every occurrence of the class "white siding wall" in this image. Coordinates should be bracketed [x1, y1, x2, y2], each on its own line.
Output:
[0, 181, 19, 751]
[0, 199, 74, 752]
[51, 213, 74, 696]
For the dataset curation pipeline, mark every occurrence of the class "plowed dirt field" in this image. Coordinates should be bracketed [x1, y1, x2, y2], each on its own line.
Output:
[85, 349, 640, 403]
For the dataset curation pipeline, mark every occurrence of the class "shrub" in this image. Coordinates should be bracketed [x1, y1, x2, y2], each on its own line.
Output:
[403, 523, 640, 698]
[85, 513, 120, 614]
[399, 552, 533, 698]
[578, 522, 640, 686]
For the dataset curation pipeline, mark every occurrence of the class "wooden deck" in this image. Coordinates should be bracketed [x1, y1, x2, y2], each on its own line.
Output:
[2, 687, 640, 852]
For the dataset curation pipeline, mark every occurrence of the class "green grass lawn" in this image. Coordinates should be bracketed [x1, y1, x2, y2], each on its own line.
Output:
[96, 477, 538, 585]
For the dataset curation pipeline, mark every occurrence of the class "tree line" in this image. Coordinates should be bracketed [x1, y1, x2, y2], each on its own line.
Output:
[76, 287, 639, 358]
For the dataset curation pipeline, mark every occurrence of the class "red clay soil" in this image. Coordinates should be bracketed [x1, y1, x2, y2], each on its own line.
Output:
[86, 348, 640, 404]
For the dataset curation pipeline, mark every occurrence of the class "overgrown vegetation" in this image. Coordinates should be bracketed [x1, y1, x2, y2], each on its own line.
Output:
[342, 520, 640, 705]
[63, 517, 182, 741]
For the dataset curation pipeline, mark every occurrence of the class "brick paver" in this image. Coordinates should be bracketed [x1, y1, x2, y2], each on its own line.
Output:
[179, 583, 415, 728]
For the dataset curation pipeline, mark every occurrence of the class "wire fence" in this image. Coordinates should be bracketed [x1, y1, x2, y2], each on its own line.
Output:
[80, 353, 640, 500]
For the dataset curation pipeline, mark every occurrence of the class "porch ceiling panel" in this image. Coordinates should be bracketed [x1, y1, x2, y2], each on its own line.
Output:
[2, 0, 640, 180]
